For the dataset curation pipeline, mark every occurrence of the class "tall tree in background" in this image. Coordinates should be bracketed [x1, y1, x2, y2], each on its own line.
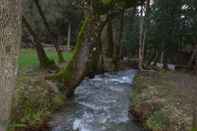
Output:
[0, 0, 21, 130]
[156, 0, 182, 68]
[67, 22, 72, 50]
[138, 0, 150, 70]
[186, 0, 197, 71]
[138, 4, 145, 70]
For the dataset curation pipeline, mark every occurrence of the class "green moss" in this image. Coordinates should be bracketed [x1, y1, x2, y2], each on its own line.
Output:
[73, 16, 90, 56]
[52, 94, 65, 107]
[10, 74, 66, 130]
[192, 128, 197, 131]
[102, 0, 112, 5]
[62, 16, 90, 81]
[48, 16, 90, 81]
[146, 111, 169, 130]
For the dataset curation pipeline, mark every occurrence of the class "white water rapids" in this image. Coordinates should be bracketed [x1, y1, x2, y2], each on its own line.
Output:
[49, 70, 144, 131]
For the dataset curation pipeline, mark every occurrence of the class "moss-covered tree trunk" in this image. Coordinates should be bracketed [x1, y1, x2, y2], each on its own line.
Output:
[49, 0, 141, 97]
[0, 0, 21, 130]
[52, 13, 107, 97]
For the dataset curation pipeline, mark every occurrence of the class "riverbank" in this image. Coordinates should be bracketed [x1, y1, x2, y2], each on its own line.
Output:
[9, 69, 66, 131]
[130, 71, 197, 131]
[8, 49, 72, 130]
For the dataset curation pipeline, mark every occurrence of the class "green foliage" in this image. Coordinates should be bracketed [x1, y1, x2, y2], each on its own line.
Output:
[115, 0, 139, 8]
[101, 0, 112, 5]
[93, 0, 140, 15]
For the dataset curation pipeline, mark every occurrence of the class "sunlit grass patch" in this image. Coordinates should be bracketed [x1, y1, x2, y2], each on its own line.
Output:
[18, 48, 73, 70]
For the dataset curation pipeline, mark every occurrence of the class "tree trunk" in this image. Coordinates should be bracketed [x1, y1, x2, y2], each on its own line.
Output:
[106, 17, 114, 58]
[118, 9, 125, 60]
[160, 51, 164, 65]
[143, 0, 150, 60]
[138, 0, 150, 70]
[33, 0, 64, 62]
[49, 14, 107, 97]
[147, 48, 156, 66]
[100, 16, 118, 72]
[138, 6, 145, 71]
[67, 22, 72, 50]
[22, 16, 55, 68]
[153, 50, 161, 66]
[0, 0, 21, 130]
[112, 20, 121, 70]
[188, 44, 197, 69]
[163, 52, 169, 69]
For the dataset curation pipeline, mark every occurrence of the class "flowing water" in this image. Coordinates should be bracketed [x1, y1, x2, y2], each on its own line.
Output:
[49, 69, 144, 131]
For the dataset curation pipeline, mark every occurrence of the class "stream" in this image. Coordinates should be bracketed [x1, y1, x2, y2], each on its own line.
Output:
[49, 69, 144, 131]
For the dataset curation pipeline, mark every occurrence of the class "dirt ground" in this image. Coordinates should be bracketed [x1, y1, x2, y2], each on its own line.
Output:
[130, 70, 197, 131]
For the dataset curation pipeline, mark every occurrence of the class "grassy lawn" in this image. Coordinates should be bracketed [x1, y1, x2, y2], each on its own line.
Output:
[18, 48, 73, 70]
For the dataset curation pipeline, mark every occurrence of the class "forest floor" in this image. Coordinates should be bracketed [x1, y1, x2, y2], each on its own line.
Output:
[10, 48, 72, 131]
[130, 70, 197, 131]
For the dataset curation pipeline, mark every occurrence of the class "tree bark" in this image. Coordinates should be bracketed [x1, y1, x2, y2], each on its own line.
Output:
[138, 6, 145, 71]
[67, 22, 72, 50]
[118, 9, 125, 60]
[22, 16, 55, 68]
[106, 16, 114, 58]
[49, 14, 107, 97]
[48, 0, 140, 97]
[100, 16, 118, 71]
[147, 48, 156, 66]
[153, 50, 160, 66]
[33, 0, 64, 62]
[163, 51, 169, 69]
[188, 44, 197, 69]
[0, 0, 21, 130]
[195, 52, 197, 73]
[142, 0, 150, 61]
[138, 0, 150, 70]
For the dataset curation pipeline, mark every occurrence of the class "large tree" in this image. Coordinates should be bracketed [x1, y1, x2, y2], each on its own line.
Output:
[0, 0, 21, 130]
[49, 0, 142, 97]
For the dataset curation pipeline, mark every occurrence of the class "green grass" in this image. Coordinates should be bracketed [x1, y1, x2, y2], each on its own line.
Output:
[18, 49, 73, 70]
